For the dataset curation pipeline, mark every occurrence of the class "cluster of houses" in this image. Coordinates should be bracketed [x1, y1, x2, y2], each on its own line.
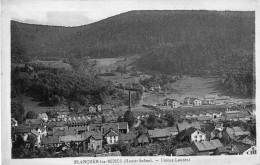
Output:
[11, 100, 256, 157]
[160, 95, 233, 109]
[175, 122, 256, 156]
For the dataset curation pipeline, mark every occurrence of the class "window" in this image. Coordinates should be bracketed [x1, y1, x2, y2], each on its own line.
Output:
[195, 139, 197, 142]
[110, 139, 113, 143]
[194, 135, 197, 138]
[197, 132, 199, 134]
[200, 135, 202, 138]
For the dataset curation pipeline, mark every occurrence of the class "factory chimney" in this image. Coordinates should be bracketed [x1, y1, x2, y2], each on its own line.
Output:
[129, 90, 132, 111]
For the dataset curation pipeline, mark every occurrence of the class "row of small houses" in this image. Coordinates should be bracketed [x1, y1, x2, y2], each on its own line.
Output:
[133, 105, 253, 123]
[162, 95, 238, 108]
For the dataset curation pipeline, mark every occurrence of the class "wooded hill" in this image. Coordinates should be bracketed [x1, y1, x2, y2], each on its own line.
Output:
[11, 10, 255, 97]
[11, 10, 254, 61]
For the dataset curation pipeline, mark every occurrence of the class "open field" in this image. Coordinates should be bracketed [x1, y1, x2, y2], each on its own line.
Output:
[28, 60, 72, 70]
[88, 55, 152, 84]
[88, 55, 139, 73]
[22, 96, 57, 114]
[142, 75, 254, 105]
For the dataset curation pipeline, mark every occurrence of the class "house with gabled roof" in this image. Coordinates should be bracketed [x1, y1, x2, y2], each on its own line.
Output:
[237, 135, 255, 145]
[137, 134, 149, 146]
[118, 132, 136, 143]
[102, 123, 119, 134]
[215, 144, 240, 155]
[41, 135, 62, 147]
[191, 139, 223, 155]
[84, 132, 103, 151]
[51, 128, 77, 136]
[200, 123, 222, 140]
[164, 98, 181, 108]
[177, 120, 201, 132]
[184, 97, 192, 105]
[148, 128, 171, 142]
[197, 116, 211, 123]
[12, 125, 33, 142]
[203, 95, 217, 105]
[165, 126, 179, 137]
[118, 122, 129, 134]
[178, 127, 206, 143]
[230, 141, 253, 155]
[222, 126, 251, 144]
[190, 98, 202, 107]
[104, 130, 119, 145]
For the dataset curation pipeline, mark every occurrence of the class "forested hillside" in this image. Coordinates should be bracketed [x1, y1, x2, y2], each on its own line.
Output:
[11, 10, 255, 97]
[11, 10, 254, 61]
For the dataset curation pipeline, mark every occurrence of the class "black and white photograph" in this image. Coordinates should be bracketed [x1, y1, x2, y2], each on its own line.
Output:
[1, 0, 259, 165]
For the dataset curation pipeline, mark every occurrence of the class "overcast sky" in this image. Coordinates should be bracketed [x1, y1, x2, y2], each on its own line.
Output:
[9, 0, 256, 27]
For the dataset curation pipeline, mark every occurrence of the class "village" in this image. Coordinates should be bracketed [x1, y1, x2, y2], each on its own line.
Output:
[11, 86, 256, 158]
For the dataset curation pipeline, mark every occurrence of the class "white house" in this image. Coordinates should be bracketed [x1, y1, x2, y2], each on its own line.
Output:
[104, 130, 119, 145]
[182, 127, 206, 143]
[169, 99, 181, 108]
[191, 98, 202, 106]
[96, 104, 102, 112]
[190, 129, 206, 142]
[164, 98, 181, 108]
[203, 95, 217, 105]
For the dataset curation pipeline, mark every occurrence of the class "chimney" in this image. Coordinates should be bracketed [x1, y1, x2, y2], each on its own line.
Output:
[129, 90, 132, 111]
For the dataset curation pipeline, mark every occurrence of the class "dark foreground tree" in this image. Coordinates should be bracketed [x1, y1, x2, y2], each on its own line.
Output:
[124, 110, 135, 128]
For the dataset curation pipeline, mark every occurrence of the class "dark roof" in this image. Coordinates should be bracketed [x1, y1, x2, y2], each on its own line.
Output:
[184, 127, 200, 136]
[102, 123, 119, 134]
[13, 125, 33, 133]
[231, 141, 251, 154]
[88, 123, 102, 131]
[148, 129, 171, 138]
[177, 120, 201, 132]
[119, 132, 136, 141]
[52, 126, 68, 132]
[217, 145, 240, 154]
[165, 126, 178, 133]
[118, 122, 128, 129]
[41, 136, 60, 145]
[82, 131, 103, 140]
[137, 134, 149, 143]
[69, 126, 88, 132]
[193, 139, 223, 151]
[176, 147, 194, 156]
[197, 116, 212, 121]
[102, 105, 113, 110]
[104, 130, 118, 137]
[31, 129, 40, 137]
[59, 135, 84, 142]
[201, 124, 215, 133]
[53, 129, 77, 136]
[237, 135, 255, 142]
[25, 119, 43, 125]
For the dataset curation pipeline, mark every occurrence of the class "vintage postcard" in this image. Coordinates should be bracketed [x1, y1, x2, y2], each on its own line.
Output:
[1, 0, 259, 165]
